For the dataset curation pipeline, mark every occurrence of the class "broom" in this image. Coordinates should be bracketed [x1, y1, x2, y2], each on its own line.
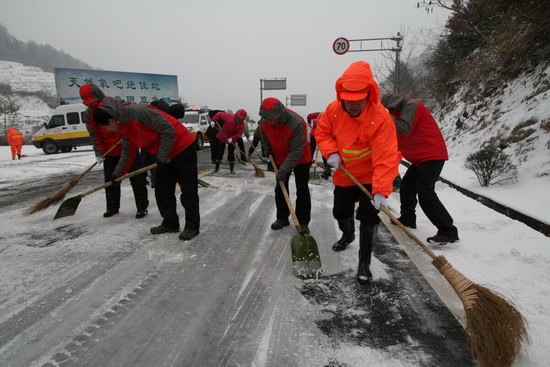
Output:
[213, 121, 265, 178]
[25, 140, 122, 215]
[336, 162, 529, 367]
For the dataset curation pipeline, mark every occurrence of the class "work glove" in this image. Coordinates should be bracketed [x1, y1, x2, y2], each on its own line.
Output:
[96, 157, 105, 166]
[276, 170, 287, 183]
[327, 153, 341, 168]
[227, 138, 233, 144]
[371, 193, 387, 210]
[110, 174, 119, 185]
[210, 121, 215, 128]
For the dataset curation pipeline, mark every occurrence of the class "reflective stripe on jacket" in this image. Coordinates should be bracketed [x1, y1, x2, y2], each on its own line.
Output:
[316, 62, 398, 196]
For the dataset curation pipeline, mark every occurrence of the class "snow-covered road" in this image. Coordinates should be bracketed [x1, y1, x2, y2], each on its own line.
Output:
[0, 147, 475, 366]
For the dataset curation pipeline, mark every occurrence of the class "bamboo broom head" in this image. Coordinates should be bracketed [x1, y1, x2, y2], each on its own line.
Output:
[25, 179, 78, 215]
[433, 255, 529, 367]
[254, 166, 265, 178]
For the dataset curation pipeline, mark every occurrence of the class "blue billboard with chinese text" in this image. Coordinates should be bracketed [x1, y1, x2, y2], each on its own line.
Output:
[54, 68, 179, 106]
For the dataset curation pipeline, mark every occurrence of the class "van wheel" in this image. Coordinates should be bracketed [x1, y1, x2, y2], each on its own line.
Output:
[60, 146, 73, 153]
[42, 141, 59, 155]
[195, 133, 204, 150]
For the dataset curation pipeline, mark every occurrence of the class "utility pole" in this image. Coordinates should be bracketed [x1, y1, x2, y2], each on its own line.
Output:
[333, 33, 404, 93]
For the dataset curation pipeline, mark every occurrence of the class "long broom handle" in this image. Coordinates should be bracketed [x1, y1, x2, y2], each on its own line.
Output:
[72, 140, 122, 182]
[269, 155, 302, 229]
[78, 163, 157, 199]
[335, 163, 439, 260]
[214, 121, 264, 172]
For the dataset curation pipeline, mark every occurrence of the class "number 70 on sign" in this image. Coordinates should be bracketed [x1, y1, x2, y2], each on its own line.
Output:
[333, 37, 350, 55]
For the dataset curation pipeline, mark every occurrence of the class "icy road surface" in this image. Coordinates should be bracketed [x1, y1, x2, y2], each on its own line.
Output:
[0, 147, 472, 366]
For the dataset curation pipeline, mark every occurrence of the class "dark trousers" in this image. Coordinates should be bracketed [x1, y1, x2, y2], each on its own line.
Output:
[209, 137, 220, 163]
[155, 145, 200, 230]
[332, 185, 381, 225]
[215, 141, 236, 162]
[400, 160, 457, 236]
[236, 138, 246, 160]
[275, 163, 311, 225]
[248, 135, 262, 156]
[103, 155, 149, 212]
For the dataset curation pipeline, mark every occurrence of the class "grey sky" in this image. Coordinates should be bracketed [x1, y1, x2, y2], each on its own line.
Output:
[0, 0, 450, 120]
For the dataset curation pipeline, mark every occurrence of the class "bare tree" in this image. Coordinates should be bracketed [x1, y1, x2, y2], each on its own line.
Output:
[0, 95, 20, 137]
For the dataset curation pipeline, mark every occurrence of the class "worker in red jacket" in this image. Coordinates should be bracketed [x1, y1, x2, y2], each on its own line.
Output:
[7, 127, 23, 160]
[92, 96, 200, 241]
[259, 97, 312, 234]
[80, 83, 149, 219]
[381, 93, 459, 245]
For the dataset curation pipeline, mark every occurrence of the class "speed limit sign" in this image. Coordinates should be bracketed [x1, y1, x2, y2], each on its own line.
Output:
[333, 37, 350, 55]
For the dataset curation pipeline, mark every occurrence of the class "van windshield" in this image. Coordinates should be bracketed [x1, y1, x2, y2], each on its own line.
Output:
[181, 114, 199, 124]
[47, 115, 65, 128]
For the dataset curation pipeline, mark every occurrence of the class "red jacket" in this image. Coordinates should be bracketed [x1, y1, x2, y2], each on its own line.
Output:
[98, 97, 195, 176]
[381, 93, 448, 165]
[80, 83, 122, 157]
[259, 98, 311, 176]
[213, 112, 244, 144]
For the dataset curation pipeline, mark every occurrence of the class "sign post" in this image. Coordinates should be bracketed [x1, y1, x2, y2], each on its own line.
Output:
[260, 78, 287, 104]
[332, 33, 404, 92]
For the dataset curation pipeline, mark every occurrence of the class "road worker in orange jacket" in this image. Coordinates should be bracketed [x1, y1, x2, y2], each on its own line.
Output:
[316, 61, 398, 284]
[7, 127, 23, 160]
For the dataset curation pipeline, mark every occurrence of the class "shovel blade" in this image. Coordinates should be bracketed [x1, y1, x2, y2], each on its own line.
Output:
[291, 233, 322, 278]
[54, 195, 82, 219]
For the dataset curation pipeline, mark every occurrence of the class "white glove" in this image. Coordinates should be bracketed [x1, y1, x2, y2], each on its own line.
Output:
[327, 153, 341, 168]
[371, 193, 387, 210]
[210, 121, 215, 128]
[227, 138, 233, 143]
[96, 157, 105, 165]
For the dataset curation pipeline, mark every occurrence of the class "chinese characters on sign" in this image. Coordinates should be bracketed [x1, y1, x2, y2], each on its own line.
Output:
[55, 68, 179, 105]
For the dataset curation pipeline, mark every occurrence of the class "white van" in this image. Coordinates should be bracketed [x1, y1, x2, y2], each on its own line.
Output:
[32, 104, 91, 154]
[178, 107, 211, 150]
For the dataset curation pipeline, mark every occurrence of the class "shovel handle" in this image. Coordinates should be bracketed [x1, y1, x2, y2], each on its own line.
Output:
[78, 163, 157, 198]
[336, 163, 438, 260]
[269, 155, 302, 229]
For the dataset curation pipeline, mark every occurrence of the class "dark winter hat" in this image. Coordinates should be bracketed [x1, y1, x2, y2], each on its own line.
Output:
[209, 109, 223, 119]
[259, 97, 285, 120]
[169, 103, 186, 119]
[93, 108, 114, 126]
[235, 109, 247, 120]
[150, 100, 170, 113]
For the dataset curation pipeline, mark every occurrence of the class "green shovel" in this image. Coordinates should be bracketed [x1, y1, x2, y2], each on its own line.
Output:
[269, 155, 322, 278]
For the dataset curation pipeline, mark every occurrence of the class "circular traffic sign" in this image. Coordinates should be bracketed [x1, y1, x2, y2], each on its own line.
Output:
[333, 37, 350, 55]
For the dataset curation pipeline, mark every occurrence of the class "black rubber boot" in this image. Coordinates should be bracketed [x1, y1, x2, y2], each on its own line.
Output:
[229, 163, 235, 174]
[357, 222, 379, 285]
[332, 218, 355, 251]
[214, 162, 220, 173]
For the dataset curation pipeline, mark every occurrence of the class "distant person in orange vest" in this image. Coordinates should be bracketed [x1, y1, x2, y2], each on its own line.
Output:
[7, 127, 23, 159]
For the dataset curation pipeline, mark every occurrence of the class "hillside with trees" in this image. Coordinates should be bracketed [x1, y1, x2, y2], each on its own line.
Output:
[0, 24, 92, 73]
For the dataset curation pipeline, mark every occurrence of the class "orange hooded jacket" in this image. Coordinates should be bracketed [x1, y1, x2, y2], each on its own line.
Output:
[315, 61, 398, 197]
[7, 128, 23, 146]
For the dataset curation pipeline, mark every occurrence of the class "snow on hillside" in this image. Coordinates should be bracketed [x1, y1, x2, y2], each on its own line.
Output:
[0, 61, 55, 129]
